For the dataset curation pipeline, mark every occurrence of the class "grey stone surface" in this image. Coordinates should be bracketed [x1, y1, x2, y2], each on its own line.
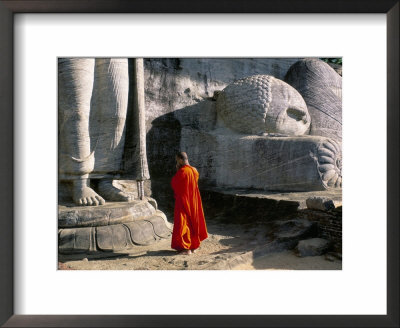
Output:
[182, 129, 342, 191]
[296, 238, 332, 257]
[58, 199, 157, 228]
[159, 61, 342, 192]
[58, 58, 130, 180]
[145, 58, 302, 178]
[130, 58, 150, 182]
[59, 210, 172, 254]
[216, 75, 310, 135]
[144, 58, 302, 130]
[58, 58, 150, 206]
[272, 219, 318, 243]
[306, 196, 336, 211]
[58, 179, 153, 204]
[285, 58, 342, 141]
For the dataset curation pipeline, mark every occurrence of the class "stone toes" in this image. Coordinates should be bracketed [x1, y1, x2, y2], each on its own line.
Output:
[96, 196, 105, 205]
[82, 198, 88, 206]
[92, 197, 99, 206]
[86, 197, 93, 206]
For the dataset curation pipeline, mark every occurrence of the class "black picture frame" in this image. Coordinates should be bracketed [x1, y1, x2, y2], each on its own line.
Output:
[0, 1, 398, 327]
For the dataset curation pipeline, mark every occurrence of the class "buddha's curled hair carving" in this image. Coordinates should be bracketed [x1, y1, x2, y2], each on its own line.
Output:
[216, 75, 310, 136]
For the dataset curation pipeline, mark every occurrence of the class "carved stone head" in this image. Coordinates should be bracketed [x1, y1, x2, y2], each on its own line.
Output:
[216, 75, 310, 135]
[285, 58, 342, 141]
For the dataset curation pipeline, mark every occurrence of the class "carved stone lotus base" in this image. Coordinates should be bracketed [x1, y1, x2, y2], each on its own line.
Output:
[58, 199, 172, 254]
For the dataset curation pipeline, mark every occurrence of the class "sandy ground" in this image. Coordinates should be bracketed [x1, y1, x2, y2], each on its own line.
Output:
[233, 251, 341, 270]
[59, 220, 341, 271]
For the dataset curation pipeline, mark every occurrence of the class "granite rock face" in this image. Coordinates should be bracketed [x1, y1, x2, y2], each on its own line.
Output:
[181, 127, 342, 191]
[296, 238, 332, 257]
[145, 59, 342, 192]
[171, 63, 342, 192]
[144, 58, 302, 131]
[285, 58, 342, 141]
[145, 58, 302, 178]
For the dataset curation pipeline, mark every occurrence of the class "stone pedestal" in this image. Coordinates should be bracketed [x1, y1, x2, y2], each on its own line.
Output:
[181, 127, 342, 192]
[58, 199, 172, 254]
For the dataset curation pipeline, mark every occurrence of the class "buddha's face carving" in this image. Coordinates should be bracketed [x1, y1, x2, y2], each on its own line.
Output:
[216, 75, 310, 135]
[266, 78, 310, 135]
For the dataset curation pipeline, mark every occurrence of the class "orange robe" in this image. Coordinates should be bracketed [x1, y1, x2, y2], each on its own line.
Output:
[171, 164, 208, 250]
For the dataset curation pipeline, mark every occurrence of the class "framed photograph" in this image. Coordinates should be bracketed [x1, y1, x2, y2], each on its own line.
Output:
[1, 1, 398, 327]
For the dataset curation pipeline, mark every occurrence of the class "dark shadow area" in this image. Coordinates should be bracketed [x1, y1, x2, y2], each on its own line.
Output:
[144, 250, 178, 257]
[201, 189, 299, 224]
[146, 112, 181, 179]
[146, 98, 216, 181]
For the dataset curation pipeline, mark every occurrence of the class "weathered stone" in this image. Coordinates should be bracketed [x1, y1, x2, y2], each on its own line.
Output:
[296, 238, 332, 257]
[145, 58, 303, 179]
[216, 75, 310, 135]
[58, 210, 172, 254]
[58, 200, 157, 228]
[285, 58, 342, 141]
[272, 219, 318, 242]
[96, 224, 133, 251]
[58, 227, 96, 254]
[58, 58, 150, 206]
[182, 130, 342, 191]
[149, 212, 173, 238]
[145, 58, 342, 194]
[124, 220, 158, 245]
[171, 67, 342, 192]
[306, 196, 336, 211]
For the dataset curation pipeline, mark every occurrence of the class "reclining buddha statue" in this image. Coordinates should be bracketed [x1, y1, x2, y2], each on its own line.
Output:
[179, 58, 342, 191]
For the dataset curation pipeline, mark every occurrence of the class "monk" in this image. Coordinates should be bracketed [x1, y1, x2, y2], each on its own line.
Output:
[171, 152, 208, 255]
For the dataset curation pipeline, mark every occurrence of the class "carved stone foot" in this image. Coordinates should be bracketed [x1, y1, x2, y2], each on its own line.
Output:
[97, 179, 135, 202]
[72, 179, 105, 206]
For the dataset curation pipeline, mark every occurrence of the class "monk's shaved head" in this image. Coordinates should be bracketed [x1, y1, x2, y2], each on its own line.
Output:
[176, 152, 188, 161]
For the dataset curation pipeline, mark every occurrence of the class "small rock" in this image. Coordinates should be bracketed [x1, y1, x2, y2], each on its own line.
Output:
[272, 219, 318, 241]
[82, 258, 89, 262]
[296, 238, 332, 257]
[325, 254, 336, 262]
[306, 197, 335, 211]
